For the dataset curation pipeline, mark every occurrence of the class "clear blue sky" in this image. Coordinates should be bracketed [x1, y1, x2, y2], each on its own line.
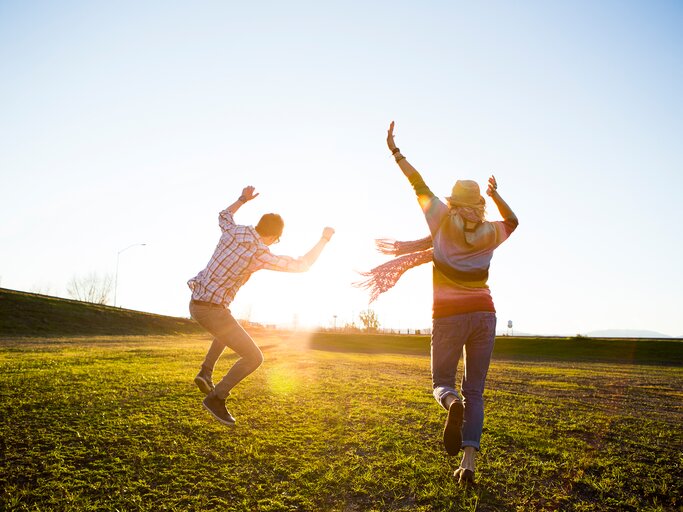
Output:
[1, 1, 682, 336]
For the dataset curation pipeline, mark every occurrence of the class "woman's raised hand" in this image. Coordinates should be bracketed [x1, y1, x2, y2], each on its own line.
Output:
[387, 121, 397, 152]
[486, 176, 498, 197]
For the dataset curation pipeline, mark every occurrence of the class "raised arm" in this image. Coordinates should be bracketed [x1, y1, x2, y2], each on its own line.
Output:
[257, 227, 335, 273]
[387, 121, 421, 179]
[226, 186, 260, 215]
[387, 121, 448, 231]
[486, 176, 518, 224]
[299, 227, 335, 269]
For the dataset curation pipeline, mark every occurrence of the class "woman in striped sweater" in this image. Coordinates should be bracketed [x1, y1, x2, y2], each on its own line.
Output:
[359, 122, 518, 485]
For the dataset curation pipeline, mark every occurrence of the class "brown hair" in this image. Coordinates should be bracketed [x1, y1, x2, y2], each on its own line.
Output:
[255, 213, 284, 237]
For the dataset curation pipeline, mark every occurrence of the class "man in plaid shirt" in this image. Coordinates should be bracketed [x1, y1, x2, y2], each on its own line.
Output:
[188, 186, 334, 426]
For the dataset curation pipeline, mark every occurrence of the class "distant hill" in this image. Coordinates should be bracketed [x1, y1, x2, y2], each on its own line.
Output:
[495, 329, 676, 338]
[586, 329, 673, 339]
[0, 288, 203, 337]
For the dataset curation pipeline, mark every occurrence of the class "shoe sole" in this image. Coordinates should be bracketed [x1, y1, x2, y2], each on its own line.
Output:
[443, 401, 464, 456]
[202, 401, 236, 427]
[194, 376, 214, 395]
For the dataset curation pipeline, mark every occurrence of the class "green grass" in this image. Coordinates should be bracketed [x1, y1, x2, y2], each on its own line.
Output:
[1, 333, 682, 511]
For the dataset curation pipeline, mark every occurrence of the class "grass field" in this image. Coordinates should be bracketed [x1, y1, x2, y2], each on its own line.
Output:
[1, 332, 682, 511]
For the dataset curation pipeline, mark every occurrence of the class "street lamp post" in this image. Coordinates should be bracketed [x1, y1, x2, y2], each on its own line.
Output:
[114, 243, 146, 307]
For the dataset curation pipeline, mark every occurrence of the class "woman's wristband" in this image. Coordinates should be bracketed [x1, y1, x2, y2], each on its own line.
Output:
[391, 147, 400, 155]
[394, 153, 406, 163]
[238, 195, 248, 203]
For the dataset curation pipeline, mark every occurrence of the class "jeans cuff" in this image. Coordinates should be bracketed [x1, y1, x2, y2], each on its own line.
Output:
[433, 387, 462, 410]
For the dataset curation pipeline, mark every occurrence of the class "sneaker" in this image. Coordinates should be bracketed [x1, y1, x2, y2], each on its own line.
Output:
[443, 399, 464, 456]
[202, 394, 236, 427]
[194, 368, 214, 395]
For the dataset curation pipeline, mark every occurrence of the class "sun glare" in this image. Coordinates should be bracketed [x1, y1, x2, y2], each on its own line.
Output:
[264, 353, 318, 396]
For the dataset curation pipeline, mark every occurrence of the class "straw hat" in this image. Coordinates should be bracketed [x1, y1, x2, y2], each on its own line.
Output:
[445, 180, 484, 207]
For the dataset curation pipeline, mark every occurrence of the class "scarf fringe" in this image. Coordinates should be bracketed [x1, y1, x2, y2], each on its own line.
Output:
[375, 236, 432, 257]
[353, 248, 433, 303]
[355, 208, 486, 302]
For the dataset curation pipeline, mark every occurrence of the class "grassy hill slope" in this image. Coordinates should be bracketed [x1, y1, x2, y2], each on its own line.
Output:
[0, 288, 202, 336]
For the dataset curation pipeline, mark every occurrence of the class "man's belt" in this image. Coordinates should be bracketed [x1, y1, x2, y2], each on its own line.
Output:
[191, 299, 224, 308]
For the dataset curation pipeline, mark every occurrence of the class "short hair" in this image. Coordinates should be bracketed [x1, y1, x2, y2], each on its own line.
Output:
[255, 213, 284, 238]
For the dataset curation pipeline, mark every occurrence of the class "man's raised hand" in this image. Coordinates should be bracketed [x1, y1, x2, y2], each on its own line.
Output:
[322, 227, 335, 241]
[241, 186, 259, 202]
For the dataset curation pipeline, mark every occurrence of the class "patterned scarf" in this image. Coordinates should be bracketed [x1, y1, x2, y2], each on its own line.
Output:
[355, 206, 484, 302]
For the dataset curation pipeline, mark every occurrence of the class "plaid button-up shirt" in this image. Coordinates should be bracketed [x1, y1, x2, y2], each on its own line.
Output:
[188, 208, 312, 307]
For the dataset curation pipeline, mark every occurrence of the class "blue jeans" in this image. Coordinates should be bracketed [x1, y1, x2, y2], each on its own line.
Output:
[431, 312, 496, 450]
[189, 301, 264, 400]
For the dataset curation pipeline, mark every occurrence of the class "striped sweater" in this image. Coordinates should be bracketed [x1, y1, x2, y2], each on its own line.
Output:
[408, 172, 518, 318]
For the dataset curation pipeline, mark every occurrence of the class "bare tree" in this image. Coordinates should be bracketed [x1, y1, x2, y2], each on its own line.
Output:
[67, 272, 113, 305]
[359, 309, 380, 332]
